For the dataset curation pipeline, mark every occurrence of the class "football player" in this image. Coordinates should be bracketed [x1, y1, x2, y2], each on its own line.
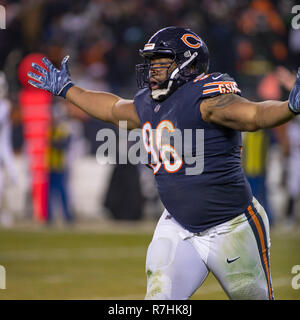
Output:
[27, 27, 300, 300]
[0, 72, 17, 226]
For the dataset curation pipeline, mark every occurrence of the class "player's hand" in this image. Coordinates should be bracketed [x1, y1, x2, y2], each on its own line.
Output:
[27, 56, 74, 98]
[288, 67, 300, 115]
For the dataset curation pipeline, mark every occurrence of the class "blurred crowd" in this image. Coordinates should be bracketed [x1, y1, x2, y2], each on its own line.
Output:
[0, 0, 299, 228]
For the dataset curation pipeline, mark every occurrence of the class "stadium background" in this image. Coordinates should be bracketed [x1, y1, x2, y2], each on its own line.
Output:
[0, 0, 299, 299]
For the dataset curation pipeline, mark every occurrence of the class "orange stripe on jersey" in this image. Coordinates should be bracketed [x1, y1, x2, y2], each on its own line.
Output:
[247, 205, 273, 300]
[203, 88, 220, 94]
[203, 81, 237, 87]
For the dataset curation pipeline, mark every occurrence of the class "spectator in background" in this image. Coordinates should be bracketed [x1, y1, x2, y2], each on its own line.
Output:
[275, 66, 299, 228]
[241, 53, 285, 227]
[47, 103, 74, 224]
[284, 116, 300, 228]
[104, 136, 145, 221]
[234, 0, 288, 101]
[242, 130, 274, 225]
[0, 72, 17, 227]
[104, 162, 145, 221]
[64, 100, 89, 214]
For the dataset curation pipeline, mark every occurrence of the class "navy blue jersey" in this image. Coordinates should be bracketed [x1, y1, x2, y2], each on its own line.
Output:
[134, 73, 252, 232]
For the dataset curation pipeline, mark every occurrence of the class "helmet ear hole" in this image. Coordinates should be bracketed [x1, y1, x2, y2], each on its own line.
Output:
[184, 50, 192, 58]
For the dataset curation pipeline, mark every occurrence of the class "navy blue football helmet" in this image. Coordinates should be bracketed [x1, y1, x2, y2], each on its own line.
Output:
[136, 26, 209, 101]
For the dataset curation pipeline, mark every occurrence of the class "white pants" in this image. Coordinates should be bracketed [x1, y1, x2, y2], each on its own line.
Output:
[145, 197, 273, 300]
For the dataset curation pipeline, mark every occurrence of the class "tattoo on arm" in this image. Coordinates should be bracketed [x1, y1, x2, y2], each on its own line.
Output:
[204, 94, 239, 108]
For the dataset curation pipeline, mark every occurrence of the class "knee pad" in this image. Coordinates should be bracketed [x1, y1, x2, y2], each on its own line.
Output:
[146, 237, 175, 270]
[145, 236, 178, 300]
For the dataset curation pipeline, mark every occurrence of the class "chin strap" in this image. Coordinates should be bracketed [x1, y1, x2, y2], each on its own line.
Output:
[151, 52, 199, 101]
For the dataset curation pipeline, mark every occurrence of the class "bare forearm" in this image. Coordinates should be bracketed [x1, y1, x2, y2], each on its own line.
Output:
[201, 94, 296, 132]
[65, 86, 120, 123]
[255, 100, 295, 129]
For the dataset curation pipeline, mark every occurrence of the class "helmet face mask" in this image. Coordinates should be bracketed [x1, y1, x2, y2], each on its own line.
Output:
[136, 54, 175, 90]
[136, 26, 209, 101]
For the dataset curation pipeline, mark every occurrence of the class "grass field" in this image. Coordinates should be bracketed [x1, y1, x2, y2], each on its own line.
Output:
[0, 222, 299, 300]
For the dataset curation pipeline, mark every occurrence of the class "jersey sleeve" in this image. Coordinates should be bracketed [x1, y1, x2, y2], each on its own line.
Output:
[193, 72, 242, 99]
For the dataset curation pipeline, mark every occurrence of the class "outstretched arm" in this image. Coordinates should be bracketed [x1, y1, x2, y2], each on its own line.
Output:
[65, 86, 140, 129]
[28, 56, 140, 130]
[200, 68, 300, 131]
[200, 94, 293, 131]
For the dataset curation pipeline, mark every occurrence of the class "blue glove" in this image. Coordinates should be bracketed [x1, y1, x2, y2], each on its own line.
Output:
[27, 56, 74, 98]
[288, 68, 300, 115]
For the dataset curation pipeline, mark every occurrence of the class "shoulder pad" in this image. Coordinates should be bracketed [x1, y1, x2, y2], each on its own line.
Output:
[133, 88, 151, 121]
[193, 72, 241, 98]
[134, 88, 149, 100]
[133, 88, 150, 108]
